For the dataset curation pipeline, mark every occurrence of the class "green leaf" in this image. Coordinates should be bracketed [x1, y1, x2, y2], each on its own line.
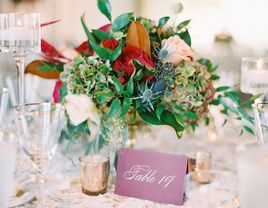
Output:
[97, 0, 112, 21]
[112, 12, 133, 31]
[126, 77, 134, 96]
[216, 86, 231, 92]
[158, 16, 170, 27]
[177, 19, 191, 30]
[121, 98, 131, 117]
[210, 99, 220, 105]
[156, 105, 165, 120]
[178, 29, 191, 46]
[138, 110, 161, 125]
[37, 62, 63, 73]
[134, 70, 143, 81]
[90, 41, 110, 59]
[211, 74, 220, 80]
[183, 111, 199, 119]
[138, 110, 184, 138]
[175, 113, 185, 127]
[92, 29, 112, 41]
[160, 111, 184, 138]
[110, 43, 124, 61]
[108, 98, 121, 117]
[94, 88, 114, 97]
[59, 83, 67, 102]
[80, 14, 97, 44]
[243, 125, 254, 135]
[159, 49, 168, 59]
[111, 77, 124, 95]
[249, 93, 263, 101]
[224, 91, 241, 105]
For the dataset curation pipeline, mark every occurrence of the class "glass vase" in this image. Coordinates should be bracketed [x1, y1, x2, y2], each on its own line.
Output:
[98, 113, 128, 179]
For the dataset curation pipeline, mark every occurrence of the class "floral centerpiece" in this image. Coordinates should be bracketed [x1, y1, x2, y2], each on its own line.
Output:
[30, 0, 256, 154]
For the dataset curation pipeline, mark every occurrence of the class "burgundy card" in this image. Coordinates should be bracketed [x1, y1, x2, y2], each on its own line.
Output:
[114, 148, 187, 205]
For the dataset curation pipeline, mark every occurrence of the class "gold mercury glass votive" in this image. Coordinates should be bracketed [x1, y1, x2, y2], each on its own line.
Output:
[79, 154, 109, 196]
[187, 151, 212, 173]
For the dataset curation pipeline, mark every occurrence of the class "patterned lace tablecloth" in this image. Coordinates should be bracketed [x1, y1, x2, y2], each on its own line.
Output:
[20, 125, 249, 208]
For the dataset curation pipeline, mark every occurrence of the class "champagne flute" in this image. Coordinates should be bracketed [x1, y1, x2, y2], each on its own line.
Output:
[0, 12, 41, 105]
[15, 103, 63, 207]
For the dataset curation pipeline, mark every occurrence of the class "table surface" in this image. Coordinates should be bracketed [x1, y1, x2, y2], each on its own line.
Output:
[15, 124, 250, 208]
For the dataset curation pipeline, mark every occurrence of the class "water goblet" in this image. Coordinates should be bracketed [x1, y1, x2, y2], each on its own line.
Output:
[0, 12, 41, 105]
[15, 103, 64, 207]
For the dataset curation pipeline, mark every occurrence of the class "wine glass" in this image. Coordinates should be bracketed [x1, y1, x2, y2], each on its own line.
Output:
[0, 12, 41, 105]
[0, 88, 8, 129]
[14, 103, 63, 207]
[184, 170, 237, 208]
[252, 102, 268, 145]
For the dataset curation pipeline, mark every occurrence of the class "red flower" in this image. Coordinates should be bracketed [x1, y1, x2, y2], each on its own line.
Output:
[53, 80, 63, 103]
[113, 45, 154, 83]
[102, 39, 119, 50]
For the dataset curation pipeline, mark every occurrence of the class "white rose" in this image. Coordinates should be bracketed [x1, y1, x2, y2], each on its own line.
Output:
[161, 36, 193, 66]
[64, 94, 99, 126]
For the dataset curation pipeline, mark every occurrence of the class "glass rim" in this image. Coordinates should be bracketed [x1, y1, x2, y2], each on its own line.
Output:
[14, 102, 64, 112]
[241, 57, 268, 62]
[186, 151, 212, 160]
[79, 154, 109, 165]
[0, 12, 40, 16]
[252, 102, 268, 110]
[0, 88, 8, 94]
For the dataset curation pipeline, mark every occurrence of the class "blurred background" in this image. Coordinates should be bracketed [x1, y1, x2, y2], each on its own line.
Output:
[0, 0, 268, 102]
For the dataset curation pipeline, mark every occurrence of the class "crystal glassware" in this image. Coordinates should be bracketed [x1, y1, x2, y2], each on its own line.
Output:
[237, 144, 268, 208]
[241, 57, 268, 95]
[0, 88, 8, 129]
[0, 12, 41, 105]
[252, 102, 268, 145]
[15, 103, 63, 207]
[184, 170, 237, 208]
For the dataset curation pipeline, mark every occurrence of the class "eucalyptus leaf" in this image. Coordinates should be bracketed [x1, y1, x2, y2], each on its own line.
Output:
[108, 98, 121, 117]
[97, 0, 112, 21]
[243, 125, 254, 135]
[112, 12, 133, 31]
[216, 86, 231, 92]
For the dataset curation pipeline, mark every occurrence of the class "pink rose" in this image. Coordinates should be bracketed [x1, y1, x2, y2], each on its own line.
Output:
[161, 36, 193, 66]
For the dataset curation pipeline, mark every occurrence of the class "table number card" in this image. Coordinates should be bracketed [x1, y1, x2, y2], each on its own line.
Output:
[114, 148, 188, 205]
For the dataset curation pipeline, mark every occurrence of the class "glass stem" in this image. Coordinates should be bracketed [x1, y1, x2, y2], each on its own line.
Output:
[15, 56, 25, 105]
[34, 154, 47, 207]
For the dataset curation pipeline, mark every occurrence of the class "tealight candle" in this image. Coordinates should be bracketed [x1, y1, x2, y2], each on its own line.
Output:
[187, 151, 212, 173]
[79, 154, 109, 196]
